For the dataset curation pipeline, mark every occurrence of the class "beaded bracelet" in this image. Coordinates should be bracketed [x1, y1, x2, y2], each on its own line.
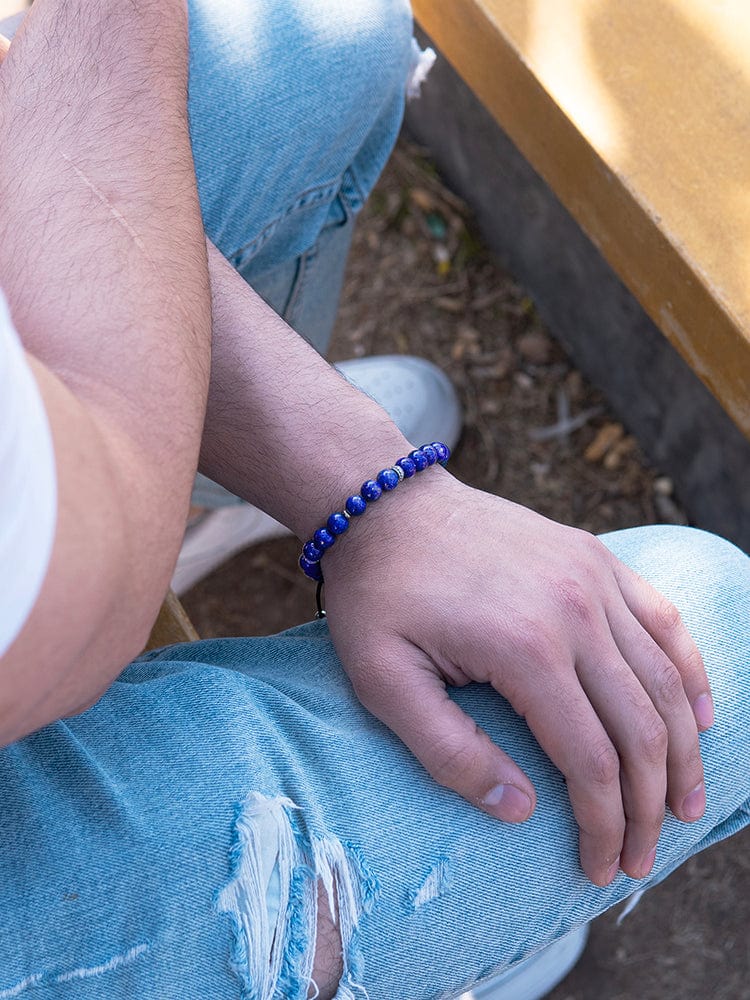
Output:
[299, 442, 451, 617]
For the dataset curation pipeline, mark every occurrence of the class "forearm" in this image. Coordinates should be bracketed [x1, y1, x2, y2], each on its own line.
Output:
[200, 243, 421, 540]
[0, 2, 211, 739]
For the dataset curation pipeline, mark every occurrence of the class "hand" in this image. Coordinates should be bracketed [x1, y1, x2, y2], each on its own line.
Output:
[324, 472, 713, 886]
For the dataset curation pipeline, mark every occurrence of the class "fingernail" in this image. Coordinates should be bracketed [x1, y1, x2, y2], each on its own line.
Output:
[682, 782, 706, 820]
[693, 693, 714, 730]
[482, 784, 532, 823]
[606, 857, 620, 884]
[640, 847, 657, 879]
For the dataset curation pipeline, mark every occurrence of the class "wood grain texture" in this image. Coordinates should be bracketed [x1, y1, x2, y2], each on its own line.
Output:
[413, 0, 750, 438]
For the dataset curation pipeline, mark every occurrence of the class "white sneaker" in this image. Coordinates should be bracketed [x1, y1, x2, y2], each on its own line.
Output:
[463, 925, 590, 1000]
[335, 354, 462, 451]
[172, 355, 462, 594]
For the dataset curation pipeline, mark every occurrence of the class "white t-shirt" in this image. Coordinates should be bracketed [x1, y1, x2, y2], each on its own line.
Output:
[0, 291, 57, 657]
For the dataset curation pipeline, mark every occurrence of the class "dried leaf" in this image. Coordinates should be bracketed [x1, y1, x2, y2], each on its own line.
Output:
[603, 436, 636, 470]
[409, 186, 435, 212]
[584, 422, 624, 463]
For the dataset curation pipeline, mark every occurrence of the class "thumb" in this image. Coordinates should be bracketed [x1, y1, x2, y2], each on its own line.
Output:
[0, 34, 10, 62]
[350, 639, 537, 824]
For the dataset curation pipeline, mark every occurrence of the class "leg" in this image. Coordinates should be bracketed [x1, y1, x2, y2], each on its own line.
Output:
[0, 527, 746, 998]
[188, 0, 414, 354]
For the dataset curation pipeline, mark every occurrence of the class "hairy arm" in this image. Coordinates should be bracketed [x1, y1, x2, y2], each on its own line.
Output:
[200, 245, 713, 888]
[199, 243, 410, 537]
[0, 1, 211, 742]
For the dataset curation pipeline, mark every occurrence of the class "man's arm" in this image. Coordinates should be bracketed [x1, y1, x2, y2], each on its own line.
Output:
[0, 1, 211, 741]
[200, 244, 713, 888]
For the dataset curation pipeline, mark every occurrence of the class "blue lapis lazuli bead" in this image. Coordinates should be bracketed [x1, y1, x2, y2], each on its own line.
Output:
[313, 527, 335, 551]
[431, 441, 450, 463]
[361, 479, 383, 501]
[299, 555, 323, 580]
[303, 540, 322, 562]
[409, 449, 428, 472]
[327, 512, 349, 535]
[396, 456, 417, 478]
[376, 468, 400, 491]
[345, 494, 367, 516]
[421, 445, 438, 466]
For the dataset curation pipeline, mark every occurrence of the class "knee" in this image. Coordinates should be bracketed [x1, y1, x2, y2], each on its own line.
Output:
[310, 882, 343, 1000]
[601, 522, 749, 675]
[188, 0, 414, 259]
[601, 524, 749, 602]
[188, 0, 414, 148]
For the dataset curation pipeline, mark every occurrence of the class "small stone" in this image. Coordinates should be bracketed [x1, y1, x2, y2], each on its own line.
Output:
[480, 398, 503, 416]
[654, 476, 674, 496]
[452, 323, 482, 360]
[565, 370, 585, 402]
[303, 541, 322, 562]
[396, 456, 417, 478]
[361, 479, 383, 502]
[655, 494, 689, 526]
[345, 495, 367, 516]
[517, 329, 553, 365]
[530, 461, 549, 486]
[313, 527, 335, 551]
[426, 211, 448, 240]
[327, 512, 349, 535]
[376, 468, 400, 490]
[432, 244, 451, 275]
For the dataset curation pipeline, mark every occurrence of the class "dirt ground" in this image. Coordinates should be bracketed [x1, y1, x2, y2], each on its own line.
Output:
[182, 142, 750, 999]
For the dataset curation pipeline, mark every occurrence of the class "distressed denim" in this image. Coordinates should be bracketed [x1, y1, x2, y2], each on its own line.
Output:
[0, 527, 747, 999]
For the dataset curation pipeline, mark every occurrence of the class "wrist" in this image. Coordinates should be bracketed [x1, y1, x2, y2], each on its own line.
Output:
[298, 443, 455, 594]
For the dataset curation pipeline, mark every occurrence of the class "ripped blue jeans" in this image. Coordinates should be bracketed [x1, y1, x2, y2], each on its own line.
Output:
[1, 3, 749, 999]
[0, 527, 748, 999]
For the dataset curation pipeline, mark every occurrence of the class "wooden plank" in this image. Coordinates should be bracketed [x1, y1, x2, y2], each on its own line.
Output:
[413, 0, 750, 439]
[145, 590, 199, 652]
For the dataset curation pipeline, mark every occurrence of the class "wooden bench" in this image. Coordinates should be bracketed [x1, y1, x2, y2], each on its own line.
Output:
[412, 0, 750, 440]
[146, 590, 198, 652]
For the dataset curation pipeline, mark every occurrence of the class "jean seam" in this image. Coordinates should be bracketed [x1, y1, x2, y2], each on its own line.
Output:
[284, 242, 318, 330]
[231, 179, 342, 266]
[339, 166, 367, 216]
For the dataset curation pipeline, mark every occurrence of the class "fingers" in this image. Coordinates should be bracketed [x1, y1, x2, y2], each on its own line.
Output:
[351, 639, 537, 824]
[513, 672, 627, 886]
[606, 603, 706, 825]
[613, 560, 714, 730]
[575, 641, 671, 880]
[0, 34, 10, 62]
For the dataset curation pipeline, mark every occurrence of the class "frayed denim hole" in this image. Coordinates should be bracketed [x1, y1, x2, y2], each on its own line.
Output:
[215, 792, 380, 1000]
